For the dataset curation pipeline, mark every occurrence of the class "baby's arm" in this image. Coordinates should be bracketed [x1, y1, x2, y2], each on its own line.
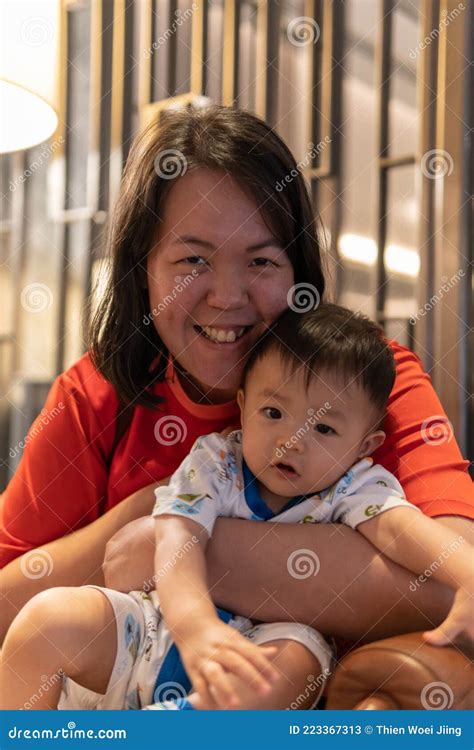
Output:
[357, 508, 473, 647]
[154, 515, 278, 708]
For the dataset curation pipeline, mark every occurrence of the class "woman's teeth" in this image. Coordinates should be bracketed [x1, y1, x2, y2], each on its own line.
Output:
[201, 326, 247, 343]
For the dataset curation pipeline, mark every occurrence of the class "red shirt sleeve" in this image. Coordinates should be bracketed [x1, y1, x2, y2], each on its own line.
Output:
[372, 341, 473, 520]
[0, 355, 118, 567]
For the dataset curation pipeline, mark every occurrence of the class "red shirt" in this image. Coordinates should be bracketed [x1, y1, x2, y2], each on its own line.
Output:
[1, 342, 472, 567]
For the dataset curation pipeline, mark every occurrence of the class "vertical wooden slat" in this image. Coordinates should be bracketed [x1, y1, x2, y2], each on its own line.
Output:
[431, 0, 470, 446]
[415, 0, 439, 369]
[110, 0, 126, 208]
[139, 0, 153, 110]
[222, 0, 238, 105]
[374, 0, 392, 324]
[190, 0, 206, 95]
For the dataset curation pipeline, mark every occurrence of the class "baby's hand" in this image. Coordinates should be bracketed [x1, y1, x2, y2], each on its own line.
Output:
[176, 620, 280, 709]
[423, 585, 474, 650]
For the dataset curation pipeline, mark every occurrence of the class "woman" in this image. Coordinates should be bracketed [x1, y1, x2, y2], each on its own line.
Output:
[1, 106, 472, 647]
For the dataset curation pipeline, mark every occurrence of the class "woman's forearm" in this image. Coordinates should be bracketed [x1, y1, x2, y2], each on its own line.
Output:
[0, 482, 158, 644]
[104, 514, 458, 642]
[205, 518, 455, 642]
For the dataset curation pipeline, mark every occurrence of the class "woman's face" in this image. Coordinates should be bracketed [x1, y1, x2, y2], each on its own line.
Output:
[147, 169, 295, 403]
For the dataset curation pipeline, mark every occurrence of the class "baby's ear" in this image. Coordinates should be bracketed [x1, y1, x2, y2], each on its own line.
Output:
[358, 430, 386, 459]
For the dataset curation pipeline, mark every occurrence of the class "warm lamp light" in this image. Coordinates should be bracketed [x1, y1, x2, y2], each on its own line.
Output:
[0, 0, 60, 154]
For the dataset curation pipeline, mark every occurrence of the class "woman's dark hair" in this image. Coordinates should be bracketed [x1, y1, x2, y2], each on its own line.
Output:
[242, 303, 396, 418]
[88, 105, 327, 409]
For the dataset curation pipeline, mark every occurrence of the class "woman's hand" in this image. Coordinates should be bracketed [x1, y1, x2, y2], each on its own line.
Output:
[423, 583, 474, 650]
[176, 620, 279, 709]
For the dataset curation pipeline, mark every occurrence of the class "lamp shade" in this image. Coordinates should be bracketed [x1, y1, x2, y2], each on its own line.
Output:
[0, 0, 60, 154]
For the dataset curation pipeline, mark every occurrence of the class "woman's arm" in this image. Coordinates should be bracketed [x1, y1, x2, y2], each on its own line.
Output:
[104, 514, 469, 642]
[0, 482, 159, 645]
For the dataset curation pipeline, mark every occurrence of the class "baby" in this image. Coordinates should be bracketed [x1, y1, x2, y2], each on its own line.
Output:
[1, 304, 472, 711]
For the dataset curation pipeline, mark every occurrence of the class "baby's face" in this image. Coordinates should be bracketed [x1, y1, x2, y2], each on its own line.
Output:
[237, 351, 386, 499]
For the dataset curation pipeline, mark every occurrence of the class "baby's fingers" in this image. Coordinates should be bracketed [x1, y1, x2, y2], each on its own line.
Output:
[217, 649, 275, 696]
[200, 659, 240, 709]
[235, 641, 280, 685]
[423, 620, 461, 647]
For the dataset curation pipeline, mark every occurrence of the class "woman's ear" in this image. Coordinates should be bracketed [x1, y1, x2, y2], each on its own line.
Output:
[357, 430, 386, 459]
[237, 389, 245, 413]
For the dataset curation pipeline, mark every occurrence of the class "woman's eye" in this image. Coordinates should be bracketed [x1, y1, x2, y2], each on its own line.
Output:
[251, 258, 277, 267]
[181, 256, 207, 266]
[263, 407, 282, 419]
[315, 423, 335, 435]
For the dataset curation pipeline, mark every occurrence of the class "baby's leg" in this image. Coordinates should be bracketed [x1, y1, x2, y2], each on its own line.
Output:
[187, 623, 333, 710]
[189, 637, 324, 710]
[0, 587, 117, 709]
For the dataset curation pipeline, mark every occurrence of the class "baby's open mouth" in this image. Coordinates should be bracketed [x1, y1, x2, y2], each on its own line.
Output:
[194, 324, 253, 344]
[273, 462, 299, 478]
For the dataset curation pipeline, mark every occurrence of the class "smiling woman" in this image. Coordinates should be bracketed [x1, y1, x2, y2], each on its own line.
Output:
[1, 106, 472, 658]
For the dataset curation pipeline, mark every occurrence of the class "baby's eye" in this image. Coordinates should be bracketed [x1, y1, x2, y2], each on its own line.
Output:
[315, 423, 336, 435]
[263, 407, 282, 420]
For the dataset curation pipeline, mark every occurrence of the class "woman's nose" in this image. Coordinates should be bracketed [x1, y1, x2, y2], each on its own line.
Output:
[206, 270, 249, 309]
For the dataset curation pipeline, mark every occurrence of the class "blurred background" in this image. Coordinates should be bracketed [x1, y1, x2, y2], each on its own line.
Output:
[0, 0, 472, 489]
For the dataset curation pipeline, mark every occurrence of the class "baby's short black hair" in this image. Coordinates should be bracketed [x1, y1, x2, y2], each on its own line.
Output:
[242, 303, 396, 418]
